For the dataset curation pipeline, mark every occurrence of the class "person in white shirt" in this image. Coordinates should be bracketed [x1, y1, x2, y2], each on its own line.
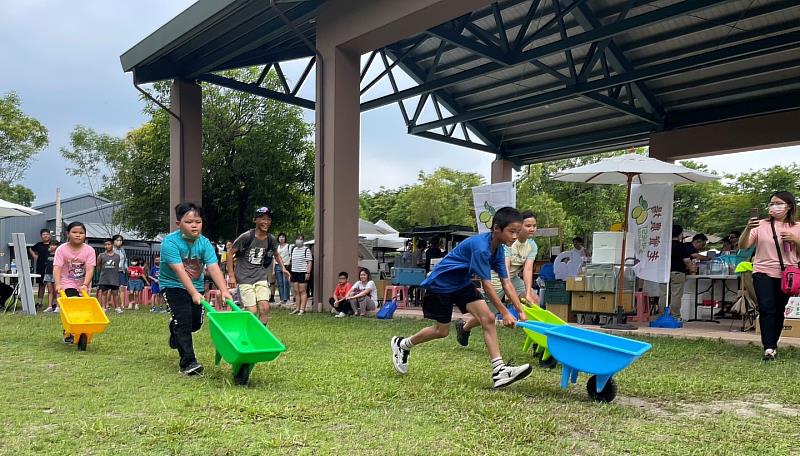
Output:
[347, 268, 378, 317]
[289, 235, 313, 315]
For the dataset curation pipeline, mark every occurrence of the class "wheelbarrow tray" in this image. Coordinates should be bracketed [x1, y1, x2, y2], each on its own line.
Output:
[207, 311, 286, 367]
[518, 322, 649, 375]
[57, 294, 109, 344]
[520, 304, 565, 360]
[517, 321, 650, 395]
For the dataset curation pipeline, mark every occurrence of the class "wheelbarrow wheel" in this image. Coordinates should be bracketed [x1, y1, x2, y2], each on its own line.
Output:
[587, 376, 617, 402]
[77, 334, 88, 351]
[538, 356, 558, 369]
[234, 363, 253, 385]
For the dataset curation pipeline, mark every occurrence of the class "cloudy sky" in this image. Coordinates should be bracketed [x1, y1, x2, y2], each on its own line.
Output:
[2, 0, 798, 205]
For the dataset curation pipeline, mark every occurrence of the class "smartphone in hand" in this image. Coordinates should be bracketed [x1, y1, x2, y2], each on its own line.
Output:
[750, 207, 759, 220]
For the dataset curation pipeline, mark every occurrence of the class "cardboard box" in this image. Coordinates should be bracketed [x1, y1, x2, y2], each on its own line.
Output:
[571, 292, 592, 312]
[547, 303, 576, 323]
[756, 317, 800, 338]
[566, 276, 586, 292]
[591, 292, 634, 314]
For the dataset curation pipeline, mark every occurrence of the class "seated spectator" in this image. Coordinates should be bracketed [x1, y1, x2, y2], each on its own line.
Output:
[347, 268, 378, 317]
[329, 271, 354, 317]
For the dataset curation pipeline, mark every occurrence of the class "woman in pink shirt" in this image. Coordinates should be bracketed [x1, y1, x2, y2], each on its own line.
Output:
[54, 221, 97, 301]
[740, 191, 800, 361]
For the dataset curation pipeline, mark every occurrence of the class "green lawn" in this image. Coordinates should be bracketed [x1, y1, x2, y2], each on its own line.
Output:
[1, 309, 799, 455]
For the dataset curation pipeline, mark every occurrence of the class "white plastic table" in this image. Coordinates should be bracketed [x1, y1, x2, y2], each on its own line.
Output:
[0, 272, 42, 313]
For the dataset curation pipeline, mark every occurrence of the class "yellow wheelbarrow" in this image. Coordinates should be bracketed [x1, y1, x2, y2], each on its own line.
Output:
[57, 290, 110, 351]
[520, 299, 565, 369]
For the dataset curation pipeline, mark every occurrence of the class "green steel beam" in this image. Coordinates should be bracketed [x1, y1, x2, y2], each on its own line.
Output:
[408, 30, 800, 133]
[197, 73, 315, 110]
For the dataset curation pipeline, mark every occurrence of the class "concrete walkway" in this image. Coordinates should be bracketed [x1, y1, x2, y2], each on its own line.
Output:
[393, 307, 800, 348]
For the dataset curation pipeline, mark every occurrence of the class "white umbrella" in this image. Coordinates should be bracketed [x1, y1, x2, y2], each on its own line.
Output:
[552, 154, 719, 323]
[0, 198, 42, 218]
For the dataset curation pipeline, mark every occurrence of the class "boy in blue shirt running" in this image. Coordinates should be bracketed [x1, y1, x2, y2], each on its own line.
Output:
[160, 203, 232, 376]
[391, 207, 531, 388]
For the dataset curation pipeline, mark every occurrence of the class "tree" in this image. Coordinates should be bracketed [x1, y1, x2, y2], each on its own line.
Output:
[0, 181, 35, 206]
[393, 167, 484, 229]
[0, 92, 48, 201]
[61, 68, 315, 241]
[359, 186, 409, 229]
[671, 161, 727, 231]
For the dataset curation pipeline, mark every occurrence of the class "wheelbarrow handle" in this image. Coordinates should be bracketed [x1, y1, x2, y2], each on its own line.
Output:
[200, 300, 216, 313]
[226, 299, 242, 312]
[57, 289, 91, 298]
[516, 321, 559, 334]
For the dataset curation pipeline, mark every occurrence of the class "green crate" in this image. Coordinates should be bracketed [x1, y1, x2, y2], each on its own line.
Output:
[544, 288, 571, 305]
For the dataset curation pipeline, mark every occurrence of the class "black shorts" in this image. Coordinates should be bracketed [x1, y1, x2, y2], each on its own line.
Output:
[291, 271, 309, 283]
[98, 285, 119, 292]
[422, 285, 483, 324]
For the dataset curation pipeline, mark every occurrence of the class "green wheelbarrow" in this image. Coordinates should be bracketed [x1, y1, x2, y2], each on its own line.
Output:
[201, 299, 286, 385]
[520, 300, 565, 369]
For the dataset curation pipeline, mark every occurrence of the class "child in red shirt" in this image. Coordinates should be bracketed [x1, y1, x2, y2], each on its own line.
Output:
[127, 259, 149, 309]
[329, 271, 354, 317]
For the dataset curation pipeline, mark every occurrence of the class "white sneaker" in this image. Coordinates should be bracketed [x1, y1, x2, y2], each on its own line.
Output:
[297, 310, 304, 316]
[116, 308, 124, 314]
[492, 363, 532, 389]
[335, 312, 346, 318]
[289, 309, 299, 315]
[390, 336, 410, 374]
[43, 307, 54, 313]
[54, 307, 59, 313]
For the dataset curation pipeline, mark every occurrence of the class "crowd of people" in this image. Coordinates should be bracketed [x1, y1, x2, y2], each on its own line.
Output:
[10, 188, 798, 375]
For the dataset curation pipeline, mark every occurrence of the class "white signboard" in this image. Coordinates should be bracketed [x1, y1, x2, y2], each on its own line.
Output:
[626, 183, 674, 284]
[471, 182, 516, 234]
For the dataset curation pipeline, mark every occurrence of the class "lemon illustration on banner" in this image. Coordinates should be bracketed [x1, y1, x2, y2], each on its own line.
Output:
[479, 201, 496, 229]
[631, 195, 649, 225]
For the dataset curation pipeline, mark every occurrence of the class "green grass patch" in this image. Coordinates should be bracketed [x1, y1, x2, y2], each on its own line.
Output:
[1, 310, 799, 455]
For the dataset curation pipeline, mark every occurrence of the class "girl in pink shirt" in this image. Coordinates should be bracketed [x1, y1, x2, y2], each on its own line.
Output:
[740, 191, 800, 361]
[54, 222, 96, 299]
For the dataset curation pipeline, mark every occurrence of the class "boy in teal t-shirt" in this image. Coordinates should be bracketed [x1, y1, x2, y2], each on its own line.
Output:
[160, 202, 232, 376]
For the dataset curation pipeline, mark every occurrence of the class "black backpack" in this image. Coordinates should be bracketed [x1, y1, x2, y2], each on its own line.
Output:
[235, 229, 277, 268]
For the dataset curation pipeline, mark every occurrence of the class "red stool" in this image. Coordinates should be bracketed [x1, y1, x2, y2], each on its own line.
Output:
[205, 289, 224, 311]
[628, 292, 650, 323]
[382, 285, 409, 309]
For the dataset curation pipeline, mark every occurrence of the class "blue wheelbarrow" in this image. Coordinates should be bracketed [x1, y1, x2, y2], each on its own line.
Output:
[516, 321, 651, 402]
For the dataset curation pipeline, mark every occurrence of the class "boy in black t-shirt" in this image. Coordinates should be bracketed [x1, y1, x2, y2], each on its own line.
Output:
[28, 229, 52, 308]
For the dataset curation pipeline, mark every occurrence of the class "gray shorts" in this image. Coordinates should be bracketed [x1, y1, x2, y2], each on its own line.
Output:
[484, 276, 526, 313]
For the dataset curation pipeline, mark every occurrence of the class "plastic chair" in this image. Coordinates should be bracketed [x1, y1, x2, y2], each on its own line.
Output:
[382, 285, 409, 309]
[627, 292, 650, 323]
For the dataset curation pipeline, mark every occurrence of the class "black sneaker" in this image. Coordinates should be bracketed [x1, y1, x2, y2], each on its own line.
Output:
[455, 319, 470, 347]
[492, 363, 532, 389]
[762, 349, 776, 362]
[390, 336, 410, 374]
[63, 334, 74, 345]
[180, 361, 204, 376]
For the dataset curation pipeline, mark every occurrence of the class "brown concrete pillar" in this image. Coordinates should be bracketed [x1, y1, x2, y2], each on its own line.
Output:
[491, 158, 513, 183]
[650, 110, 800, 163]
[169, 78, 203, 224]
[313, 44, 361, 311]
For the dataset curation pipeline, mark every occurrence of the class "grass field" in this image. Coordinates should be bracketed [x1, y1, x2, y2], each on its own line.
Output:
[1, 308, 799, 455]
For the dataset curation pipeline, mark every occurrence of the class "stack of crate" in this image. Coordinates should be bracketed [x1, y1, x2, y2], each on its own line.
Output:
[567, 274, 635, 315]
[543, 280, 575, 322]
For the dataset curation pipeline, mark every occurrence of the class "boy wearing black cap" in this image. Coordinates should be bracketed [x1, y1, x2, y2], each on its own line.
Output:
[227, 206, 290, 325]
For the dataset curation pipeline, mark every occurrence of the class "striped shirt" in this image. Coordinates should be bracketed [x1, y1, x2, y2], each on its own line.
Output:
[290, 246, 312, 273]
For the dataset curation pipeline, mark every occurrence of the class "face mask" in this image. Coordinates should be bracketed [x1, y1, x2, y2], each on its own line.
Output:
[295, 239, 304, 247]
[769, 206, 788, 219]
